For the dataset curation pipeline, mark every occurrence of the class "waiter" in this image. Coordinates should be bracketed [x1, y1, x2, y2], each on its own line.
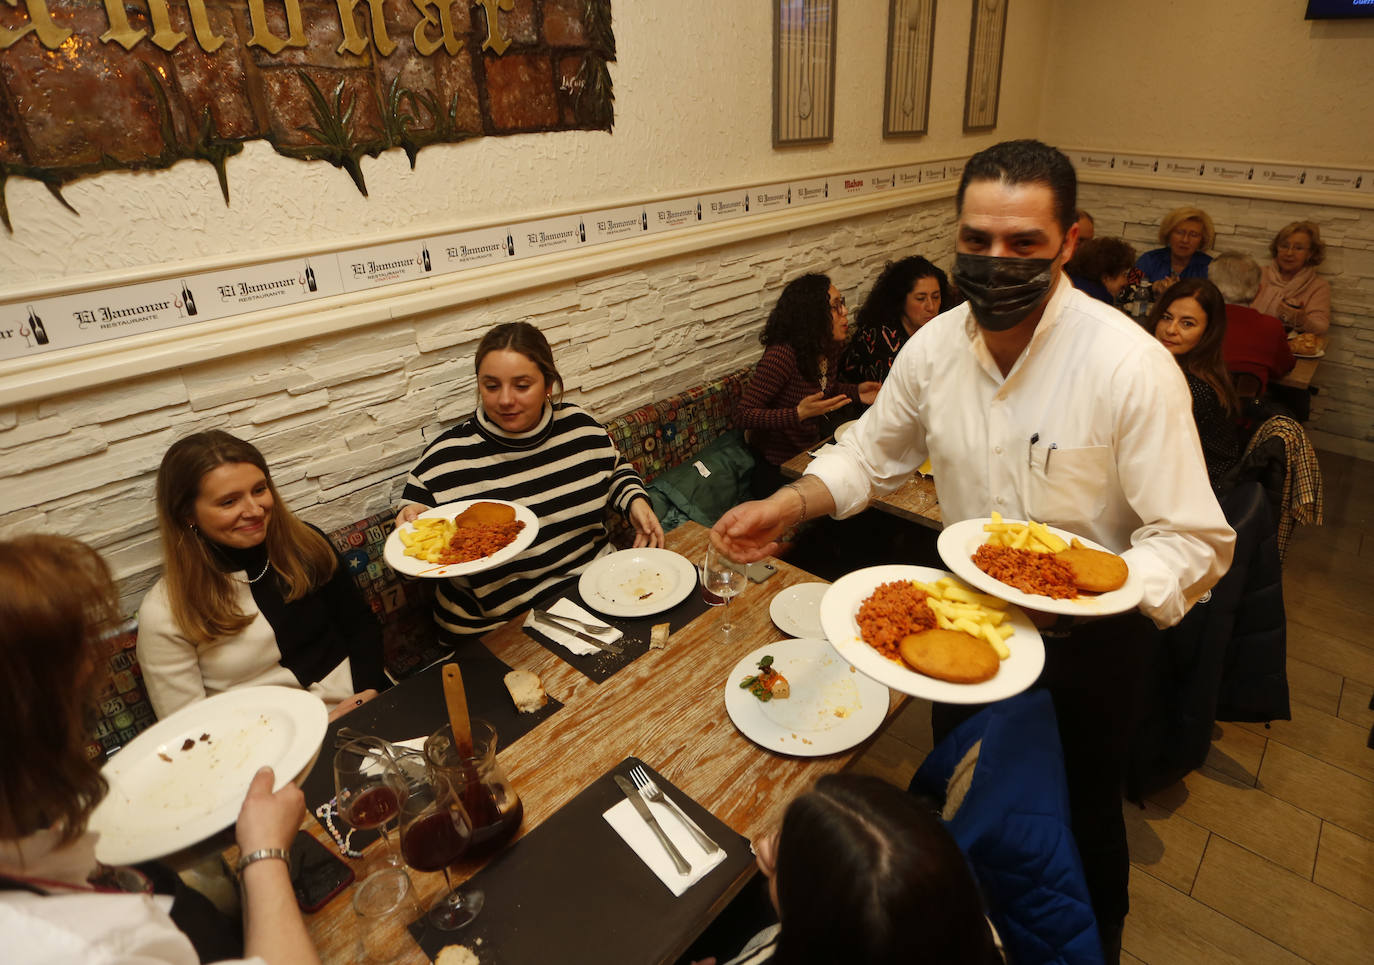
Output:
[713, 139, 1234, 962]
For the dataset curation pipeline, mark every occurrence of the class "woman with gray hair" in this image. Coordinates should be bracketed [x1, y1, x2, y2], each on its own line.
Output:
[1209, 252, 1295, 395]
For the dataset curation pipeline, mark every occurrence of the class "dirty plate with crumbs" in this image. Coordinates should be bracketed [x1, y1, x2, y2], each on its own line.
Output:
[87, 686, 327, 865]
[577, 548, 697, 618]
[723, 639, 890, 757]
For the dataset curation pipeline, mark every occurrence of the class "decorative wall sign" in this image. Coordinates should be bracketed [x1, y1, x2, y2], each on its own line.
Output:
[0, 156, 970, 364]
[883, 0, 936, 138]
[1067, 150, 1372, 196]
[0, 0, 617, 231]
[773, 0, 837, 146]
[962, 0, 1007, 132]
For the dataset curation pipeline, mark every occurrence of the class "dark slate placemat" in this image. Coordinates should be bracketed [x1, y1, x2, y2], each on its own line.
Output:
[523, 585, 713, 684]
[406, 757, 755, 965]
[302, 656, 561, 845]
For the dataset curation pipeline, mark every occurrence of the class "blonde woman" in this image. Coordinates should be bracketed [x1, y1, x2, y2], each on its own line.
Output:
[1136, 206, 1215, 296]
[137, 430, 385, 720]
[1251, 221, 1332, 335]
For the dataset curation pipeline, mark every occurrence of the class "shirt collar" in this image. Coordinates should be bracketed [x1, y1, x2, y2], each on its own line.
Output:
[963, 272, 1072, 385]
[473, 400, 556, 449]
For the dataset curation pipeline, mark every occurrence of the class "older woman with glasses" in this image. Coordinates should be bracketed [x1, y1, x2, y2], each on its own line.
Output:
[1250, 221, 1332, 335]
[735, 273, 879, 498]
[1136, 206, 1215, 297]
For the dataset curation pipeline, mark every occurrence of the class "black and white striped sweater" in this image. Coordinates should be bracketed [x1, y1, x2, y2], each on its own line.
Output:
[401, 401, 648, 640]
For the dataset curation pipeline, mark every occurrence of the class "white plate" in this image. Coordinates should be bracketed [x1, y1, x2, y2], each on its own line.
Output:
[384, 499, 540, 579]
[723, 639, 890, 757]
[769, 582, 829, 639]
[88, 687, 327, 865]
[1292, 349, 1324, 359]
[833, 419, 859, 443]
[819, 565, 1045, 705]
[936, 518, 1145, 617]
[577, 547, 697, 617]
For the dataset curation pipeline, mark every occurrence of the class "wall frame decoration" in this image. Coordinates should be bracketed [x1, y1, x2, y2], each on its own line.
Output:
[882, 0, 937, 138]
[773, 0, 837, 146]
[963, 0, 1008, 132]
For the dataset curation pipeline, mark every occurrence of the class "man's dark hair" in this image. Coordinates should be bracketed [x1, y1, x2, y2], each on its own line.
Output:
[957, 139, 1078, 235]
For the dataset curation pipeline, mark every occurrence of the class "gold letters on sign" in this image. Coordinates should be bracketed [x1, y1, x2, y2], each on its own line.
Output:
[0, 0, 506, 57]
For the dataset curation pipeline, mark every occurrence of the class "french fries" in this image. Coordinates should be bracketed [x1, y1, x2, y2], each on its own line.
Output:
[981, 511, 1069, 554]
[397, 517, 458, 563]
[911, 576, 1015, 660]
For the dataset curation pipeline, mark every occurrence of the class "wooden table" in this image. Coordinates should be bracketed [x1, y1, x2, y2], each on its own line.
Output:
[303, 522, 903, 963]
[780, 448, 942, 530]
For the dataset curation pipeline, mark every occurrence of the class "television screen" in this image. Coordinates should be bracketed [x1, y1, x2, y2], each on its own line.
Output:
[1306, 0, 1374, 18]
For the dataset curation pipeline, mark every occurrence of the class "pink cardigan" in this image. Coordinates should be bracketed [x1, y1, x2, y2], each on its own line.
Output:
[1250, 263, 1331, 334]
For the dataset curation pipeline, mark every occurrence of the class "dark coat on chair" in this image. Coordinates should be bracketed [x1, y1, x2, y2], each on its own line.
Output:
[1127, 481, 1290, 801]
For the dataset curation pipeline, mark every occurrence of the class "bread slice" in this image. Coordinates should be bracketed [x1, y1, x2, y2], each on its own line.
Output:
[436, 946, 480, 965]
[503, 669, 547, 713]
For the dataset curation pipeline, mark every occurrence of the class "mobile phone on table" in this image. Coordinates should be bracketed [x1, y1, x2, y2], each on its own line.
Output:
[290, 829, 354, 913]
[745, 562, 778, 584]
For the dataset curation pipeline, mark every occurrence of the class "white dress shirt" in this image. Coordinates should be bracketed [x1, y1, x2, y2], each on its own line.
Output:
[808, 277, 1235, 627]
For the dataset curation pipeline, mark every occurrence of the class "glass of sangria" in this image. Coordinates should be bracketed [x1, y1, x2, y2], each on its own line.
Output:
[399, 770, 482, 930]
[333, 737, 408, 872]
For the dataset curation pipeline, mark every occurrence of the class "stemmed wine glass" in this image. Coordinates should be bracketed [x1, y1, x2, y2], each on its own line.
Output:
[399, 770, 484, 930]
[702, 543, 749, 639]
[334, 738, 408, 872]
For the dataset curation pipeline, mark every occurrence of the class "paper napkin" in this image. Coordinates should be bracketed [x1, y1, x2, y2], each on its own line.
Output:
[602, 796, 727, 897]
[523, 598, 623, 656]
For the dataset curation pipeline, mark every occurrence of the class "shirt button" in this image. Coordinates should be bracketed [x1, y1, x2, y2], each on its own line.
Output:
[995, 496, 1005, 505]
[994, 446, 1003, 455]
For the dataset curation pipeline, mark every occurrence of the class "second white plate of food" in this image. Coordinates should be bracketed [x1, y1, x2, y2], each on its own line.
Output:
[769, 582, 829, 639]
[88, 687, 328, 865]
[724, 639, 890, 757]
[936, 517, 1145, 617]
[578, 547, 697, 617]
[818, 564, 1044, 705]
[384, 499, 540, 579]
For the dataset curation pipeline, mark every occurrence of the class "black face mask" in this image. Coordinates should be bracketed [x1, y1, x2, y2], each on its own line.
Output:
[953, 251, 1059, 332]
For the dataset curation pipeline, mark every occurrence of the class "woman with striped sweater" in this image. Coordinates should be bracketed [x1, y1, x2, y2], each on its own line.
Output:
[398, 322, 662, 645]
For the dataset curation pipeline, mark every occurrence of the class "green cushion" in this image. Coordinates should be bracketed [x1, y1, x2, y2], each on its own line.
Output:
[646, 430, 756, 531]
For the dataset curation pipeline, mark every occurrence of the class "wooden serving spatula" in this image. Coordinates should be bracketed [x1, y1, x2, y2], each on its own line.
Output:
[441, 663, 474, 758]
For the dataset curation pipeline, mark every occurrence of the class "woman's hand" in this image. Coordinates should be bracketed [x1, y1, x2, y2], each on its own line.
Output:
[395, 504, 425, 527]
[629, 497, 664, 549]
[327, 689, 380, 723]
[796, 390, 851, 422]
[712, 500, 791, 563]
[235, 767, 305, 856]
[1151, 275, 1178, 297]
[858, 381, 880, 405]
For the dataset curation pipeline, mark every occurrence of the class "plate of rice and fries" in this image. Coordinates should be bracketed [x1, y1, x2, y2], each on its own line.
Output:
[937, 514, 1145, 616]
[818, 565, 1045, 704]
[383, 499, 540, 578]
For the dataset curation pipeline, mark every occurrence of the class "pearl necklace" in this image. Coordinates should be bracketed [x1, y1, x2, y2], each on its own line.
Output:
[314, 799, 363, 858]
[247, 557, 272, 583]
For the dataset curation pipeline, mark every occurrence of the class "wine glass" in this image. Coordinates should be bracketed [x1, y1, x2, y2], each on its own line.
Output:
[399, 770, 484, 930]
[334, 738, 408, 872]
[702, 544, 748, 639]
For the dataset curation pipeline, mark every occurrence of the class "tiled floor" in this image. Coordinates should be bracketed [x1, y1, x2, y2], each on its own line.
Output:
[851, 449, 1374, 964]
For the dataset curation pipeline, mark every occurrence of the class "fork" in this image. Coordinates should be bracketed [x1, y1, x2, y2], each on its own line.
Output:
[530, 609, 614, 635]
[630, 765, 722, 854]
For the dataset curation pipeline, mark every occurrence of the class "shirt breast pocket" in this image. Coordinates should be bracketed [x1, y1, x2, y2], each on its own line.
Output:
[1024, 444, 1112, 531]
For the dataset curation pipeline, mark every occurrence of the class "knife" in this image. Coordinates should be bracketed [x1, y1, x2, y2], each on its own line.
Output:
[533, 611, 624, 654]
[614, 774, 691, 875]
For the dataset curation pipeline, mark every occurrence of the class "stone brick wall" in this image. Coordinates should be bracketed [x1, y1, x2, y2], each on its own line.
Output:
[0, 197, 958, 613]
[1080, 182, 1374, 460]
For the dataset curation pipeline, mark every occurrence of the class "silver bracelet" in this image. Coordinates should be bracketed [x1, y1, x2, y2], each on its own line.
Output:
[782, 482, 808, 525]
[236, 847, 289, 875]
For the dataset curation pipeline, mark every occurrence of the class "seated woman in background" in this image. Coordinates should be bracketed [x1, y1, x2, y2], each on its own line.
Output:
[837, 256, 950, 383]
[398, 321, 662, 645]
[138, 430, 387, 721]
[702, 774, 1001, 965]
[1136, 206, 1215, 296]
[1065, 237, 1137, 306]
[1149, 279, 1242, 490]
[736, 273, 879, 498]
[1, 535, 320, 965]
[1208, 251, 1295, 395]
[1251, 220, 1331, 334]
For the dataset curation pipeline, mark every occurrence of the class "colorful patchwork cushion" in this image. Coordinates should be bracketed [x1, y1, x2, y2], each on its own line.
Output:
[85, 618, 157, 764]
